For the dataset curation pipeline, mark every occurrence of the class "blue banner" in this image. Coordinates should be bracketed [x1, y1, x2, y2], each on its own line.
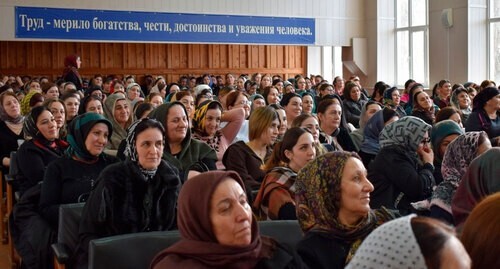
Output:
[15, 6, 315, 45]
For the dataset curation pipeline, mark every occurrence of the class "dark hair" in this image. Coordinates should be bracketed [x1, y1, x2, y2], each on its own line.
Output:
[317, 98, 340, 115]
[382, 107, 398, 123]
[405, 79, 416, 90]
[132, 117, 166, 141]
[371, 81, 389, 101]
[262, 86, 279, 105]
[263, 127, 310, 171]
[435, 107, 460, 124]
[79, 95, 103, 114]
[85, 85, 103, 97]
[411, 216, 455, 269]
[166, 83, 180, 94]
[175, 90, 192, 100]
[318, 84, 334, 97]
[61, 92, 80, 102]
[41, 82, 58, 94]
[280, 92, 301, 107]
[29, 105, 52, 125]
[408, 83, 424, 105]
[135, 102, 154, 119]
[146, 92, 162, 102]
[272, 78, 283, 86]
[226, 91, 248, 109]
[480, 79, 496, 90]
[0, 85, 13, 94]
[195, 89, 212, 106]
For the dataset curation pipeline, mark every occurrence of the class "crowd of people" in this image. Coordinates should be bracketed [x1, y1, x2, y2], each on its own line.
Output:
[0, 53, 499, 268]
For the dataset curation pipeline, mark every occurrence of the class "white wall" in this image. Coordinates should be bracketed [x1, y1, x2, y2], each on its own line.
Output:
[429, 0, 488, 85]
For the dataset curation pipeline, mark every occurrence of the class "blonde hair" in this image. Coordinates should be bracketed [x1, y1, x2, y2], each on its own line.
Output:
[248, 106, 278, 141]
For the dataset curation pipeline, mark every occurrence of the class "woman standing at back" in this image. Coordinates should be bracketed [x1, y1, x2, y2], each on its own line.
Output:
[61, 54, 83, 91]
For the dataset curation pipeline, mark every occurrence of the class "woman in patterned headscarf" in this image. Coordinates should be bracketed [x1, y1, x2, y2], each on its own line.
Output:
[76, 118, 180, 268]
[430, 131, 491, 224]
[368, 116, 435, 215]
[295, 151, 396, 269]
[192, 100, 245, 169]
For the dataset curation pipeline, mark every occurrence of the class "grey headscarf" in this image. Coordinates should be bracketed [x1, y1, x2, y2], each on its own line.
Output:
[345, 215, 427, 269]
[379, 116, 431, 152]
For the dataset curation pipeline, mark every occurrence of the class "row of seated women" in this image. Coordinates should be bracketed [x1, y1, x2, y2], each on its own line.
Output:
[0, 78, 498, 268]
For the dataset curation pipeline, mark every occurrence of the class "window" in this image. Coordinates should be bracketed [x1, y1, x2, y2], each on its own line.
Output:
[490, 0, 500, 82]
[395, 0, 428, 87]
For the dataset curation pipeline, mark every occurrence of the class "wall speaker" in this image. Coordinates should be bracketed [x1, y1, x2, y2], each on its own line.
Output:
[441, 8, 453, 28]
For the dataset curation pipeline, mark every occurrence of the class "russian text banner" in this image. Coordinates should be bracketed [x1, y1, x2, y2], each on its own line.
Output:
[15, 6, 315, 45]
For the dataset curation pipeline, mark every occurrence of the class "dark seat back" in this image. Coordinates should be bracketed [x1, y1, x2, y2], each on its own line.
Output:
[258, 220, 303, 248]
[51, 203, 85, 264]
[88, 220, 303, 269]
[58, 203, 85, 251]
[89, 230, 181, 269]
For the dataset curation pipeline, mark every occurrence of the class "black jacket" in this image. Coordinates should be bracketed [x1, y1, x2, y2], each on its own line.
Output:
[297, 232, 351, 269]
[76, 159, 180, 266]
[368, 145, 435, 215]
[39, 154, 118, 230]
[16, 139, 66, 195]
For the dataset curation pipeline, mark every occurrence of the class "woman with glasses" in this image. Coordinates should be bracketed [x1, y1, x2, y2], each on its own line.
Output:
[225, 91, 251, 143]
[367, 116, 435, 215]
[253, 127, 316, 220]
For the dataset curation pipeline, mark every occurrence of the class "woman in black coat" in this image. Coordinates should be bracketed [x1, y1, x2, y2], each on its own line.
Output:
[368, 116, 435, 215]
[16, 106, 68, 195]
[76, 118, 181, 268]
[39, 113, 118, 230]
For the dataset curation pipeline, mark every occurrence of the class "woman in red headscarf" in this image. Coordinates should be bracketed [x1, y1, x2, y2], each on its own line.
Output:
[62, 54, 83, 91]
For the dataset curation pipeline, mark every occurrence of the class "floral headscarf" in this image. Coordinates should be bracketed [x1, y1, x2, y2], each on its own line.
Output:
[295, 151, 395, 264]
[430, 131, 486, 214]
[379, 116, 431, 152]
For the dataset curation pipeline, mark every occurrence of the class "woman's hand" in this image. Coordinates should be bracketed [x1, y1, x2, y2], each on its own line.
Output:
[417, 146, 434, 164]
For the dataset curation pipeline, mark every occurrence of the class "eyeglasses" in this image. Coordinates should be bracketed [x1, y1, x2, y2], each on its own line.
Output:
[235, 100, 251, 106]
[421, 137, 431, 144]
